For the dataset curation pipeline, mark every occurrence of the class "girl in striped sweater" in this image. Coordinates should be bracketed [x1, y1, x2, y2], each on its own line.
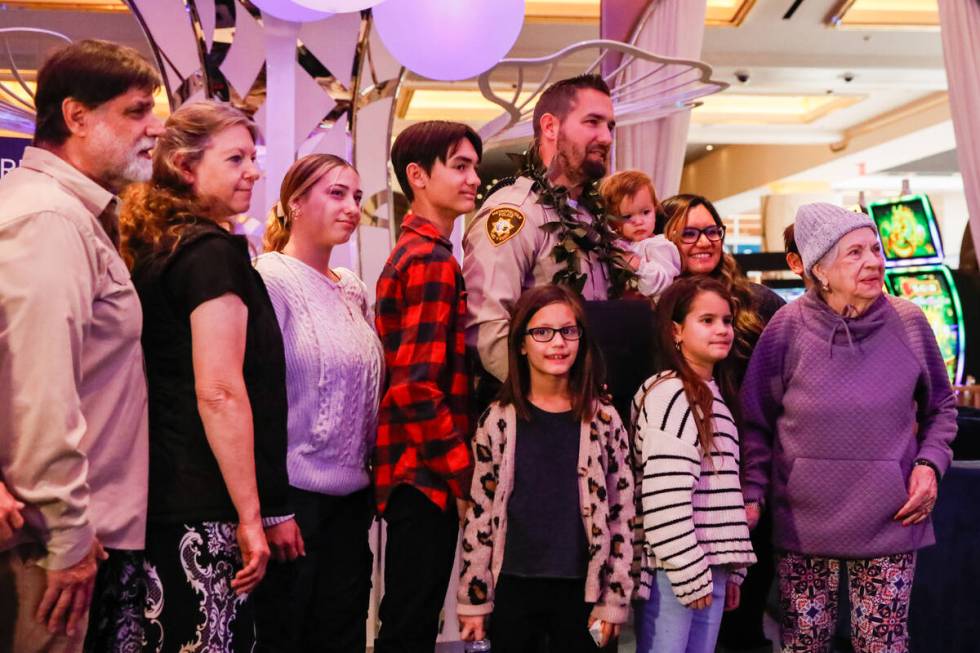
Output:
[632, 276, 756, 653]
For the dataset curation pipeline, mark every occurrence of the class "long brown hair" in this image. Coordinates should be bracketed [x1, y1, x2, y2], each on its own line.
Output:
[119, 100, 257, 268]
[263, 153, 357, 252]
[652, 276, 739, 453]
[497, 284, 604, 423]
[659, 193, 765, 368]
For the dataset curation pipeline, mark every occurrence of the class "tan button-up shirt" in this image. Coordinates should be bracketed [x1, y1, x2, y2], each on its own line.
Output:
[463, 175, 611, 381]
[0, 147, 149, 569]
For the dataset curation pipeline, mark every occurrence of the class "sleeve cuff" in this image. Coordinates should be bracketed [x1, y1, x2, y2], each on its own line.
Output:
[262, 514, 295, 528]
[40, 523, 97, 570]
[455, 601, 494, 617]
[590, 602, 630, 625]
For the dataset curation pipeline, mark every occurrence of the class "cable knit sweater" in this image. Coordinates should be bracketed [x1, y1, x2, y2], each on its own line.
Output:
[457, 399, 635, 624]
[255, 252, 384, 495]
[740, 290, 957, 558]
[632, 373, 756, 605]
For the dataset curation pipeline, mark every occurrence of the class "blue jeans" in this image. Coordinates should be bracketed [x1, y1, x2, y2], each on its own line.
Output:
[635, 566, 729, 653]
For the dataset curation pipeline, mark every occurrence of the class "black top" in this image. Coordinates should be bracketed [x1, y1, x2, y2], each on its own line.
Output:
[502, 404, 587, 578]
[133, 222, 289, 523]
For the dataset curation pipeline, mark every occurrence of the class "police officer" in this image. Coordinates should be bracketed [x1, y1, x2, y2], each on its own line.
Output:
[463, 74, 627, 382]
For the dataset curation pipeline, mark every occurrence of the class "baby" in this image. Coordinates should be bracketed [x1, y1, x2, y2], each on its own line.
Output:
[600, 170, 681, 299]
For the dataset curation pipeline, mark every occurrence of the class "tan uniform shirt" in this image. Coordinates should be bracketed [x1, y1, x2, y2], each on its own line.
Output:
[463, 175, 611, 381]
[0, 147, 149, 569]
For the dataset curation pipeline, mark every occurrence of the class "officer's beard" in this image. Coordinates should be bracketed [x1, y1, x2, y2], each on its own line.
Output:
[551, 130, 608, 189]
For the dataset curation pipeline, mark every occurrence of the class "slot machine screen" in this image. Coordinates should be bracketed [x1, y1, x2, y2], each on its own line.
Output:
[868, 194, 943, 266]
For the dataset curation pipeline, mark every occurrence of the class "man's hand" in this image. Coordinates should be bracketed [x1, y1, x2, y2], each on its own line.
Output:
[745, 501, 761, 530]
[35, 540, 107, 636]
[0, 482, 25, 544]
[894, 464, 939, 526]
[231, 521, 269, 595]
[725, 581, 741, 611]
[458, 614, 486, 642]
[265, 519, 305, 563]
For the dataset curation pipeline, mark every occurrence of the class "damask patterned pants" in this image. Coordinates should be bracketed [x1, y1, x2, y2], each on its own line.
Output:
[776, 551, 916, 653]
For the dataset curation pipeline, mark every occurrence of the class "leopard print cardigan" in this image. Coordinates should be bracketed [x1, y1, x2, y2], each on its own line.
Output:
[456, 399, 635, 624]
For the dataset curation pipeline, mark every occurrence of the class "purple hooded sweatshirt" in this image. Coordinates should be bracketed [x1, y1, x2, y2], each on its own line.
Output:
[740, 289, 957, 558]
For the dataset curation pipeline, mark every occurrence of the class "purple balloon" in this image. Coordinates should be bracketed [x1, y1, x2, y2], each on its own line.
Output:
[373, 0, 525, 81]
[251, 0, 333, 22]
[293, 0, 385, 11]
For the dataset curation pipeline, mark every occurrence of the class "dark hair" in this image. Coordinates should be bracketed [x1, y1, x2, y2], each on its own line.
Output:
[34, 39, 161, 147]
[390, 120, 482, 202]
[658, 193, 764, 370]
[498, 285, 603, 423]
[783, 223, 799, 255]
[652, 276, 739, 452]
[532, 74, 611, 140]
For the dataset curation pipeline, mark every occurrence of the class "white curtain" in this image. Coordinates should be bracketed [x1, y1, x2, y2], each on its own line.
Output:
[611, 0, 708, 199]
[938, 0, 980, 269]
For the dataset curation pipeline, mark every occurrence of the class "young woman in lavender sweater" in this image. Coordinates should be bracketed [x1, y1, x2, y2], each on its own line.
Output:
[252, 154, 384, 651]
[740, 203, 957, 653]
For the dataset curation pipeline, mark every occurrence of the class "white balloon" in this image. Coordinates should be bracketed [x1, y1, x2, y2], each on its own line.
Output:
[292, 0, 386, 12]
[250, 0, 333, 23]
[373, 0, 524, 81]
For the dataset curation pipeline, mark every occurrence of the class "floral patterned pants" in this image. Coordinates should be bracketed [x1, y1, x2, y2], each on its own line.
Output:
[776, 551, 916, 653]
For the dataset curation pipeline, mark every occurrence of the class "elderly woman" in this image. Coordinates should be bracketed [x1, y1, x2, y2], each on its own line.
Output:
[740, 203, 957, 652]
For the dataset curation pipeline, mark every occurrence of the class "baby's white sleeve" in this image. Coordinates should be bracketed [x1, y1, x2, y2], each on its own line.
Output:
[635, 236, 682, 298]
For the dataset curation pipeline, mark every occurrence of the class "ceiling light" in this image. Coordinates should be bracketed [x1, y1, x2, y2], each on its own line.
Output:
[827, 0, 939, 29]
[706, 144, 715, 151]
[691, 93, 863, 125]
[0, 0, 128, 11]
[525, 0, 756, 26]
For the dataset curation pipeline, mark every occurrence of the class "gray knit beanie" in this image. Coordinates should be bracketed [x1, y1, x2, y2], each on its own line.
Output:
[794, 203, 877, 277]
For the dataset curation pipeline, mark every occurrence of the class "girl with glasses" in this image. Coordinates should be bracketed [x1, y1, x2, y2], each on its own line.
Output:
[631, 277, 756, 653]
[456, 284, 635, 651]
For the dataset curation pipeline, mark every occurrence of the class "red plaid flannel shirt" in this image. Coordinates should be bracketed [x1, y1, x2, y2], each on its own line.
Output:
[374, 214, 473, 514]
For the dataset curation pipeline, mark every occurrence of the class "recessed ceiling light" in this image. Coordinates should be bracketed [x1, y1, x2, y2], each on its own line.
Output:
[706, 145, 715, 151]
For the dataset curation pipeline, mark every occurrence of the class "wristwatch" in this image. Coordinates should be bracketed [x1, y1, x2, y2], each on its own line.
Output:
[913, 458, 941, 481]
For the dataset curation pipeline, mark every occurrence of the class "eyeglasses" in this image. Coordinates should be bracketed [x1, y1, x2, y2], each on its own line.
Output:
[525, 325, 582, 343]
[679, 225, 726, 244]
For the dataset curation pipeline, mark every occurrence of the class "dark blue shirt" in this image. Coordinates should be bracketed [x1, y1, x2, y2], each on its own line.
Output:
[501, 404, 587, 578]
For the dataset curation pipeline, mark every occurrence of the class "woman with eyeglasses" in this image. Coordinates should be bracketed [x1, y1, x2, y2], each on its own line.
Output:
[457, 284, 635, 651]
[654, 194, 783, 653]
[656, 194, 783, 382]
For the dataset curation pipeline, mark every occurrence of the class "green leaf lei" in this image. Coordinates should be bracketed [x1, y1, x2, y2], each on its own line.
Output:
[511, 150, 638, 298]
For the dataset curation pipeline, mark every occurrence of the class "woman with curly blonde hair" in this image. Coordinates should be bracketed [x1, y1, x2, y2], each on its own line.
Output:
[120, 100, 291, 652]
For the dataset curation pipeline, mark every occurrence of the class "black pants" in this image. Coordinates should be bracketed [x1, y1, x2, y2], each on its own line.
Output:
[489, 575, 609, 653]
[718, 509, 775, 649]
[374, 484, 459, 653]
[254, 487, 374, 653]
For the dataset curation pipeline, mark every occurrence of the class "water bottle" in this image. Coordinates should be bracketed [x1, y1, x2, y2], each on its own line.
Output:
[463, 639, 491, 653]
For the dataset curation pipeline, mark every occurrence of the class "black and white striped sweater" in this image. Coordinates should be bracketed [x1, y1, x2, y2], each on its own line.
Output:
[631, 372, 756, 605]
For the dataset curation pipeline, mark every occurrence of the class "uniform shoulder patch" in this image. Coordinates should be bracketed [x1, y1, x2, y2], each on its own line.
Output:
[486, 206, 525, 246]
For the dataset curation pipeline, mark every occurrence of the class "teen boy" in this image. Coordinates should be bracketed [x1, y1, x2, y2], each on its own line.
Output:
[374, 121, 482, 652]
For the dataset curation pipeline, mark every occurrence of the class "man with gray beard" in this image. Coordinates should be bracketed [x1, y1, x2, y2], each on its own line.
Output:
[0, 39, 162, 653]
[464, 74, 630, 383]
